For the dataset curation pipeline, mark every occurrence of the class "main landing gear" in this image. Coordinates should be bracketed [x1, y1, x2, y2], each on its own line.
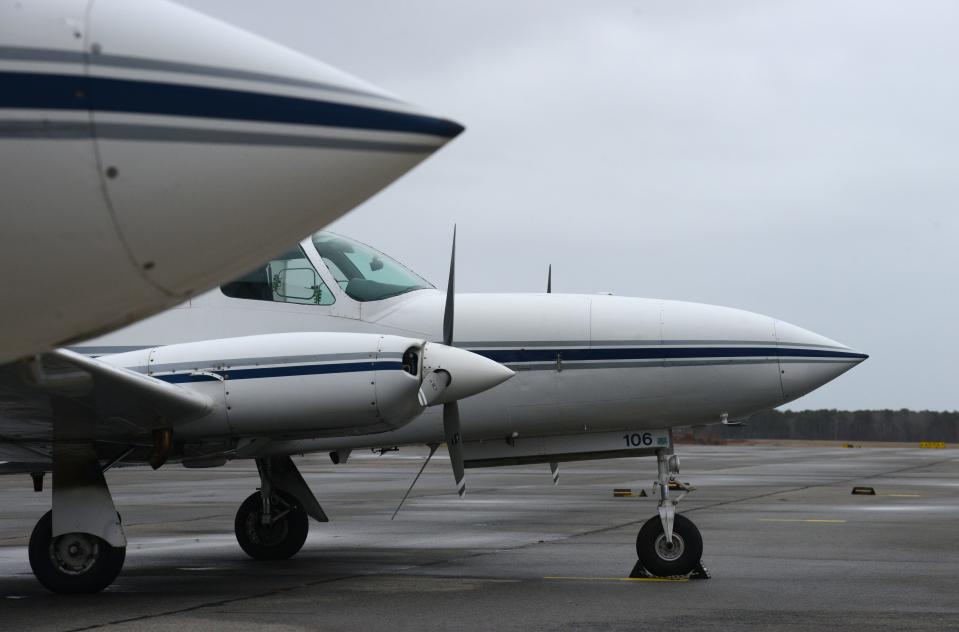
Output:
[29, 439, 128, 593]
[234, 456, 328, 560]
[632, 447, 707, 578]
[29, 511, 126, 594]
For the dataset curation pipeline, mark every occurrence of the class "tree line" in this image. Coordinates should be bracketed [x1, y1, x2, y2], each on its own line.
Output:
[679, 409, 959, 443]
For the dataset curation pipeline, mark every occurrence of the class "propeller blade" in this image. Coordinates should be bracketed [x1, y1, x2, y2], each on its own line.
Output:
[417, 369, 450, 406]
[443, 401, 466, 497]
[546, 264, 552, 293]
[443, 226, 456, 346]
[440, 227, 466, 496]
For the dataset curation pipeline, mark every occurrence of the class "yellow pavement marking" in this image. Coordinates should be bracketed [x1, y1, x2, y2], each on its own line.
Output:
[886, 493, 921, 498]
[758, 519, 847, 524]
[544, 576, 688, 583]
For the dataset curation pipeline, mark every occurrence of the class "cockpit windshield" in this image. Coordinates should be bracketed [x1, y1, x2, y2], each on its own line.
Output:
[311, 231, 433, 302]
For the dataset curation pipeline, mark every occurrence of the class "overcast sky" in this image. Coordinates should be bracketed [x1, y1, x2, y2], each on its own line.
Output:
[184, 1, 959, 411]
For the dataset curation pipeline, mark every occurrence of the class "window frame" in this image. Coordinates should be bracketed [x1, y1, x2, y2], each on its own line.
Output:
[219, 245, 336, 307]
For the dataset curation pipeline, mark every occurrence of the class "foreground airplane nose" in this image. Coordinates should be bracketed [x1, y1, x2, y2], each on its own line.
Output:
[421, 343, 516, 405]
[84, 0, 464, 293]
[0, 0, 462, 362]
[775, 320, 868, 403]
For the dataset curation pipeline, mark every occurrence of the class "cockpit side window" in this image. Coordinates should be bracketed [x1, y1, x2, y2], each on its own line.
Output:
[322, 257, 350, 291]
[220, 247, 335, 306]
[311, 232, 433, 302]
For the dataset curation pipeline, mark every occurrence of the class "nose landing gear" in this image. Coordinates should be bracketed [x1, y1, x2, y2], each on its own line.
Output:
[632, 446, 708, 579]
[635, 513, 702, 577]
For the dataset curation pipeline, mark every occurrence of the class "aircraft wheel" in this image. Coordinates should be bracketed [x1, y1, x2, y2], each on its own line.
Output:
[635, 513, 703, 577]
[235, 490, 308, 560]
[28, 511, 126, 593]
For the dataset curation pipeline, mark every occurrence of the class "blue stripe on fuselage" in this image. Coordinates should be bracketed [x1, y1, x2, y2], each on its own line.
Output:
[155, 361, 403, 383]
[0, 72, 464, 138]
[97, 347, 865, 385]
[468, 347, 866, 364]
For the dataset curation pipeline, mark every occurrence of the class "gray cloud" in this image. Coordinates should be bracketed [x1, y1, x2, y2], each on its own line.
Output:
[182, 0, 959, 410]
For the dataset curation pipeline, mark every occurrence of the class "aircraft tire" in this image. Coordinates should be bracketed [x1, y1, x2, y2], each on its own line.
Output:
[635, 513, 702, 577]
[28, 511, 126, 594]
[235, 490, 309, 560]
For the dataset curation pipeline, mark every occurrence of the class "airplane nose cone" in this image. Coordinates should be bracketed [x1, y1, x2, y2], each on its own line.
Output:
[775, 320, 867, 403]
[421, 343, 515, 405]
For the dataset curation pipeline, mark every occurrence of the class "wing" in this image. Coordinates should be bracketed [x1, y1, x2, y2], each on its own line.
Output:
[0, 350, 213, 474]
[46, 349, 212, 426]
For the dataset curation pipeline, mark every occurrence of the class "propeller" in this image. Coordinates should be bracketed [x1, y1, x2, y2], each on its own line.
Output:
[546, 264, 552, 293]
[391, 227, 514, 517]
[441, 226, 467, 497]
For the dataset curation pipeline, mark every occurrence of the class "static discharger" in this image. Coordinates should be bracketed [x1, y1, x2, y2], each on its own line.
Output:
[851, 486, 876, 495]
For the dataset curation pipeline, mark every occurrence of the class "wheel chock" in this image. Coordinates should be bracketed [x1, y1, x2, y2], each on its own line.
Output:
[629, 559, 652, 578]
[689, 560, 711, 580]
[628, 559, 711, 580]
[638, 489, 648, 497]
[851, 486, 876, 495]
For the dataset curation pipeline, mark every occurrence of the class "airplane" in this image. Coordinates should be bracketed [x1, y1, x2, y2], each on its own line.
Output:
[8, 228, 862, 588]
[0, 0, 463, 363]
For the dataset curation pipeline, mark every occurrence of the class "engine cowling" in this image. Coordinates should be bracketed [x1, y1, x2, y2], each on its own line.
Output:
[99, 332, 512, 440]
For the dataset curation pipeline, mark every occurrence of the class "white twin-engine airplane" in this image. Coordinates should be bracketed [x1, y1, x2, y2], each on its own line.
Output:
[0, 0, 462, 362]
[0, 230, 866, 593]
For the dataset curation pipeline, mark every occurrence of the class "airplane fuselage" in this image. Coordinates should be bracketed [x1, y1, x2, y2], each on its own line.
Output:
[84, 233, 866, 456]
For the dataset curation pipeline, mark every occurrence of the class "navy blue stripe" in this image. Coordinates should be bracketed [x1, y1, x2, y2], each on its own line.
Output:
[156, 361, 403, 383]
[468, 347, 866, 364]
[0, 72, 464, 138]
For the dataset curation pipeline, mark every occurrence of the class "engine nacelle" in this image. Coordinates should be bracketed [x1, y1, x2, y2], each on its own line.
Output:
[99, 331, 512, 441]
[103, 333, 422, 439]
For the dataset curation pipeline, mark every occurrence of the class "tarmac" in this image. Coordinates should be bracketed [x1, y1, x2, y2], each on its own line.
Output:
[0, 445, 957, 631]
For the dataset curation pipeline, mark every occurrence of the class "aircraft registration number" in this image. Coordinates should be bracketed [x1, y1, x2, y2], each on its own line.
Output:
[622, 432, 655, 447]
